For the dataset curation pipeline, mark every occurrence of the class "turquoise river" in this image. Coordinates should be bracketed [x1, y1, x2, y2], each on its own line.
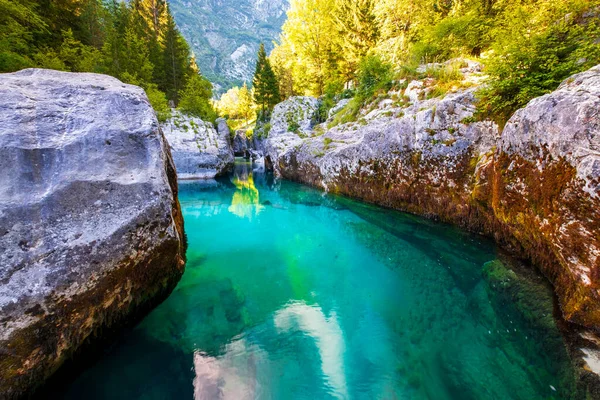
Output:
[56, 161, 583, 399]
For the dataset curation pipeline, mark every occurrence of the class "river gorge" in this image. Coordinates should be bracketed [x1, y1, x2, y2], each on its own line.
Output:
[1, 60, 599, 398]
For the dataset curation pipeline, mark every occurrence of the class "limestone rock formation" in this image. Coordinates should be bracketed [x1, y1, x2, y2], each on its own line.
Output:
[486, 65, 600, 328]
[161, 113, 234, 179]
[264, 64, 600, 333]
[264, 96, 320, 171]
[168, 0, 288, 93]
[0, 69, 186, 398]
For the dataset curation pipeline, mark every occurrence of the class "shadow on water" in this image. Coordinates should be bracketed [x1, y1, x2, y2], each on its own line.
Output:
[51, 159, 585, 400]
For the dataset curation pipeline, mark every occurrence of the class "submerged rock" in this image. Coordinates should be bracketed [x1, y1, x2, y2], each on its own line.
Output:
[265, 64, 600, 334]
[161, 113, 234, 179]
[0, 69, 186, 398]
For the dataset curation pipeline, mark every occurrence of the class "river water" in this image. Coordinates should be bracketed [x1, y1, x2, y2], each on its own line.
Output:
[58, 160, 581, 399]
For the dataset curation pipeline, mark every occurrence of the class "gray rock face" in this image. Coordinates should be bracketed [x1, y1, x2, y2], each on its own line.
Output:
[0, 69, 186, 397]
[161, 113, 234, 179]
[266, 88, 497, 181]
[270, 96, 319, 136]
[169, 0, 289, 93]
[264, 96, 320, 170]
[501, 65, 600, 198]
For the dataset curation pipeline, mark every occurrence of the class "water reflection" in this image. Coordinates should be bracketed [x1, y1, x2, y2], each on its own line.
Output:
[274, 301, 348, 399]
[191, 301, 348, 400]
[228, 161, 264, 220]
[193, 339, 265, 400]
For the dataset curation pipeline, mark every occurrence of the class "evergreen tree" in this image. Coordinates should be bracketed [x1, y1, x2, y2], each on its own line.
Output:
[0, 0, 46, 70]
[162, 4, 190, 103]
[179, 73, 216, 121]
[253, 43, 280, 118]
[80, 0, 105, 49]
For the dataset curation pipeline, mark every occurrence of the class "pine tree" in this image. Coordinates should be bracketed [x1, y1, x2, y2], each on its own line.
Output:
[80, 0, 105, 49]
[162, 4, 191, 103]
[0, 0, 46, 71]
[179, 73, 216, 121]
[253, 43, 280, 118]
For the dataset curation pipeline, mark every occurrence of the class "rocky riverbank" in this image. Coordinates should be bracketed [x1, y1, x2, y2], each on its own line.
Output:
[262, 64, 600, 338]
[0, 69, 187, 398]
[161, 112, 235, 179]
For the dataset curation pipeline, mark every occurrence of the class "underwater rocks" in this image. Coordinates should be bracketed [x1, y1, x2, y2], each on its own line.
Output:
[265, 64, 600, 332]
[0, 69, 186, 398]
[161, 112, 234, 179]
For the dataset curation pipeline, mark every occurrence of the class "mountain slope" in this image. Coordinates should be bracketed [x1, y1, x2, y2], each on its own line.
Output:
[169, 0, 288, 93]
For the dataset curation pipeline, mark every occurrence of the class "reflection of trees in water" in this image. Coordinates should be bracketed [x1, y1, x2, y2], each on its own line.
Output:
[228, 162, 264, 219]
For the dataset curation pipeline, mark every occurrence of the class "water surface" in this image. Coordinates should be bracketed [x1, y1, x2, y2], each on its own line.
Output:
[59, 161, 580, 399]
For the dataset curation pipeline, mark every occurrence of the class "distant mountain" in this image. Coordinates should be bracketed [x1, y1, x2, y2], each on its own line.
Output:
[168, 0, 288, 94]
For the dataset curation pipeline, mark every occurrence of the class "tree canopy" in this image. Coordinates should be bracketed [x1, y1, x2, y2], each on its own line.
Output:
[267, 0, 600, 124]
[0, 0, 215, 121]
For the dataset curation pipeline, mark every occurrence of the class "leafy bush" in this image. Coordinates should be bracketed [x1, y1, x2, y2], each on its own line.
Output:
[412, 13, 491, 62]
[477, 6, 600, 127]
[145, 84, 171, 122]
[328, 98, 362, 128]
[425, 62, 462, 83]
[178, 74, 217, 122]
[356, 54, 393, 101]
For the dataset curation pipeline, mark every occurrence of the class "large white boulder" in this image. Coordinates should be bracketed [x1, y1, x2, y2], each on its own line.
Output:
[161, 113, 234, 179]
[0, 69, 186, 398]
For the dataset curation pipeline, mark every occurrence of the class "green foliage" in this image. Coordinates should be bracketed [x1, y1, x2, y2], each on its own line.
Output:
[253, 43, 281, 116]
[356, 54, 393, 101]
[477, 2, 600, 127]
[328, 98, 362, 127]
[272, 0, 600, 126]
[178, 73, 217, 122]
[252, 43, 281, 117]
[333, 0, 380, 78]
[0, 0, 209, 119]
[146, 84, 171, 122]
[411, 12, 491, 62]
[217, 82, 255, 126]
[0, 0, 46, 71]
[162, 5, 191, 103]
[255, 122, 271, 139]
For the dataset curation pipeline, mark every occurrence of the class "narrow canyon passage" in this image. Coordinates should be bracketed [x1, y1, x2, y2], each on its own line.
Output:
[56, 161, 581, 400]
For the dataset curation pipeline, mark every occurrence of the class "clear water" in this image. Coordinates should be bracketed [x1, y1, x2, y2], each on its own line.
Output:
[57, 160, 580, 400]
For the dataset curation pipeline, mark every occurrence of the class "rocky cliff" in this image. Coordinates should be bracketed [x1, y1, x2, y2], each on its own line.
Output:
[169, 0, 288, 92]
[264, 65, 600, 333]
[161, 112, 234, 179]
[0, 69, 186, 398]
